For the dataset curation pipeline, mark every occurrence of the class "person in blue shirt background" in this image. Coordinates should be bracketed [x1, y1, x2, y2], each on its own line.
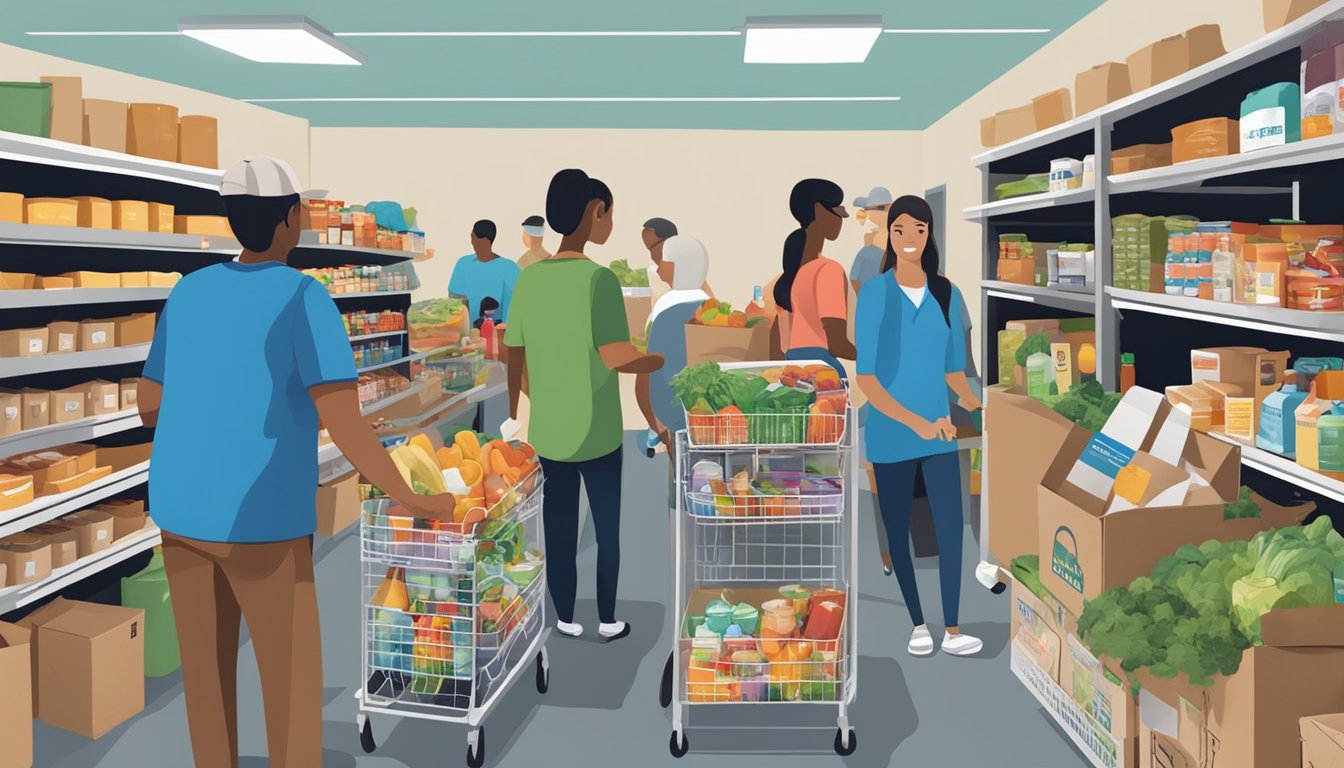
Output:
[138, 156, 452, 768]
[637, 235, 710, 451]
[855, 195, 984, 660]
[450, 219, 521, 323]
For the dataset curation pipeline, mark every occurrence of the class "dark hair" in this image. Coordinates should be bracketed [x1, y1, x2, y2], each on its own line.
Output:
[223, 194, 300, 253]
[546, 169, 613, 236]
[643, 218, 678, 239]
[472, 219, 497, 242]
[521, 215, 544, 228]
[881, 195, 953, 325]
[774, 179, 843, 312]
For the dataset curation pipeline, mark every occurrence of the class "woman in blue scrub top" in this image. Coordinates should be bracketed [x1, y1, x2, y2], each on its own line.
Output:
[854, 195, 984, 658]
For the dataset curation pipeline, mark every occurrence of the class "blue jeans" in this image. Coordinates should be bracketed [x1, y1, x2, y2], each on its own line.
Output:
[539, 446, 624, 624]
[873, 452, 963, 627]
[786, 347, 847, 382]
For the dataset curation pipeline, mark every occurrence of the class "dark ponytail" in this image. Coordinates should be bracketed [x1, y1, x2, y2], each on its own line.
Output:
[775, 178, 844, 312]
[546, 168, 613, 237]
[881, 195, 953, 326]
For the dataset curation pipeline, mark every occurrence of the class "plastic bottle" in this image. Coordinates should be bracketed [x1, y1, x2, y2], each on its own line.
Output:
[1321, 413, 1344, 473]
[1120, 353, 1136, 394]
[751, 285, 765, 312]
[1197, 233, 1216, 300]
[1211, 234, 1235, 303]
[481, 311, 497, 360]
[1026, 351, 1052, 399]
[1183, 234, 1201, 298]
[1165, 235, 1185, 295]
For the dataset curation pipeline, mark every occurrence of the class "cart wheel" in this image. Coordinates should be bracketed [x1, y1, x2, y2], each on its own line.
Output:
[359, 717, 376, 754]
[834, 727, 857, 756]
[536, 651, 549, 694]
[467, 727, 486, 768]
[659, 652, 673, 708]
[669, 729, 689, 759]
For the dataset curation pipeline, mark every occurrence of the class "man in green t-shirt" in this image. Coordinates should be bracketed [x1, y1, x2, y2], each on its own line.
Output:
[504, 169, 663, 642]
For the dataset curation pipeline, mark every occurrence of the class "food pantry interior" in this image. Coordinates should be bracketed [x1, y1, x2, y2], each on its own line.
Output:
[2, 0, 1344, 766]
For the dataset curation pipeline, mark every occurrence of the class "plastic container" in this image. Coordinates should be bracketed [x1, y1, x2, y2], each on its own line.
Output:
[121, 552, 182, 677]
[1241, 82, 1301, 152]
[1320, 413, 1344, 473]
[1212, 234, 1236, 302]
[1026, 351, 1052, 399]
[1165, 234, 1186, 295]
[1049, 158, 1083, 192]
[1258, 374, 1310, 456]
[0, 82, 52, 138]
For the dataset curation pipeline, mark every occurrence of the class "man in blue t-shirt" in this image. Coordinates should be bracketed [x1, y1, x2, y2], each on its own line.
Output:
[449, 219, 521, 324]
[138, 156, 452, 768]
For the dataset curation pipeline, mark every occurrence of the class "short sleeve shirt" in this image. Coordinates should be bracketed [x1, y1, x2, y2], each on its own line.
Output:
[788, 257, 848, 351]
[144, 262, 357, 542]
[449, 255, 521, 323]
[504, 256, 628, 462]
[850, 244, 885, 288]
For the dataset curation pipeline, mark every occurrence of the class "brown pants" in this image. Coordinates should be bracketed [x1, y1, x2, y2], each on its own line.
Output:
[161, 533, 322, 768]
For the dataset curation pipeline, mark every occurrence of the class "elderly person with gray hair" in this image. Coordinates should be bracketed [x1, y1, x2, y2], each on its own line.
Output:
[636, 235, 710, 450]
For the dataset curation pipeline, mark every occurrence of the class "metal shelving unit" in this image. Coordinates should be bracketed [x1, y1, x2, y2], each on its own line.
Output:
[0, 131, 224, 189]
[0, 344, 150, 378]
[0, 220, 240, 254]
[0, 409, 141, 460]
[348, 330, 408, 344]
[0, 461, 151, 540]
[0, 525, 162, 613]
[0, 288, 174, 309]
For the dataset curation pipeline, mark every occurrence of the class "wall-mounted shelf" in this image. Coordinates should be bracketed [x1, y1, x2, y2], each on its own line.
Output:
[0, 130, 223, 190]
[0, 344, 150, 379]
[0, 221, 239, 254]
[982, 280, 1096, 314]
[0, 461, 150, 540]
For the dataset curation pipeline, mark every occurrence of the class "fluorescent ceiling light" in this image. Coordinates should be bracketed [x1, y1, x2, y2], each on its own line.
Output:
[177, 16, 365, 65]
[744, 16, 883, 64]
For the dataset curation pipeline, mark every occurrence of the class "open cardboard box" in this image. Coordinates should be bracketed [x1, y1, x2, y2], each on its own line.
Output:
[0, 621, 32, 768]
[1301, 713, 1344, 768]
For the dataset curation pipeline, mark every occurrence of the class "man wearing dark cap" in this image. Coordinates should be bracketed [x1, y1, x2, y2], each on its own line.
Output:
[643, 217, 713, 296]
[518, 214, 551, 269]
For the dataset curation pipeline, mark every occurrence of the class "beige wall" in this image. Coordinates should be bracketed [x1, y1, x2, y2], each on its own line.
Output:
[0, 42, 311, 183]
[920, 0, 1268, 354]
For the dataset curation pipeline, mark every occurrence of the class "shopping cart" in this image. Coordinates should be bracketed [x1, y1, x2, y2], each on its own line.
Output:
[355, 466, 550, 768]
[659, 361, 859, 758]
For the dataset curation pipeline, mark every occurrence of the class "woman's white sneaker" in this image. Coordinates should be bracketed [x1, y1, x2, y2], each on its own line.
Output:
[942, 632, 983, 656]
[908, 627, 935, 656]
[556, 621, 583, 637]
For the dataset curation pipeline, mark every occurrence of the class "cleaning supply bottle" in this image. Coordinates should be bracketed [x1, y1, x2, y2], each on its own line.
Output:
[1026, 351, 1052, 399]
[1257, 371, 1310, 456]
[1165, 234, 1185, 295]
[1120, 353, 1136, 394]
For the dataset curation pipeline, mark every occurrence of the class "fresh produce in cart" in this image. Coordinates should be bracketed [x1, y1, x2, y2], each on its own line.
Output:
[669, 362, 847, 446]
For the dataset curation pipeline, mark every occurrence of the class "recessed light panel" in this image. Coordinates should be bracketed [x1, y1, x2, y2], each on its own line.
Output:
[178, 16, 365, 65]
[744, 16, 884, 64]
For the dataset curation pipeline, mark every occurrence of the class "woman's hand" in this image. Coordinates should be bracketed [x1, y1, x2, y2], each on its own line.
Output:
[914, 417, 957, 442]
[958, 395, 983, 413]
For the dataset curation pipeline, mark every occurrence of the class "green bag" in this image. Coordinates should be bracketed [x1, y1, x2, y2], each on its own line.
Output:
[122, 553, 181, 678]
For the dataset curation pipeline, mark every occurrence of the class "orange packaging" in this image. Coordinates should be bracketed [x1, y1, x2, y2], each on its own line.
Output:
[1172, 117, 1240, 163]
[177, 115, 217, 168]
[111, 200, 149, 232]
[146, 203, 173, 234]
[126, 103, 179, 162]
[1289, 276, 1344, 311]
[1255, 259, 1288, 307]
[69, 197, 112, 229]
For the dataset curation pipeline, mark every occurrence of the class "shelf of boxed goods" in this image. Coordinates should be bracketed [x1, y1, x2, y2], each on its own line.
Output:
[355, 344, 453, 375]
[1109, 133, 1344, 196]
[981, 279, 1097, 314]
[348, 330, 408, 344]
[0, 220, 241, 255]
[295, 232, 418, 265]
[962, 187, 1095, 222]
[972, 1, 1344, 167]
[0, 288, 174, 310]
[1107, 287, 1344, 343]
[0, 129, 224, 190]
[0, 409, 142, 462]
[0, 524, 161, 614]
[0, 460, 150, 540]
[1206, 431, 1344, 505]
[0, 344, 149, 378]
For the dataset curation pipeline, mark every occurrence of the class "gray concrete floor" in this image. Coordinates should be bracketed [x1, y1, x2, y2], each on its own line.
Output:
[33, 435, 1088, 767]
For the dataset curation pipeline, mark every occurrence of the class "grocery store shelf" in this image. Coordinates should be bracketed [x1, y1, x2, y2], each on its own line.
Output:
[0, 129, 224, 190]
[360, 381, 429, 416]
[348, 330, 407, 344]
[0, 287, 172, 309]
[0, 460, 150, 539]
[0, 221, 240, 254]
[982, 280, 1095, 314]
[1107, 287, 1344, 343]
[296, 233, 417, 263]
[0, 409, 141, 459]
[971, 0, 1344, 166]
[356, 345, 452, 374]
[1206, 431, 1344, 505]
[0, 344, 150, 379]
[962, 187, 1094, 221]
[331, 291, 412, 301]
[1109, 133, 1344, 195]
[0, 526, 161, 614]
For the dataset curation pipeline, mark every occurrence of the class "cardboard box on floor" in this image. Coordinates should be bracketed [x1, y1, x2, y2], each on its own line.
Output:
[16, 597, 81, 717]
[0, 622, 32, 768]
[1064, 634, 1137, 746]
[1302, 713, 1344, 768]
[1137, 605, 1344, 768]
[1009, 577, 1076, 683]
[684, 322, 771, 365]
[316, 471, 360, 536]
[36, 600, 144, 739]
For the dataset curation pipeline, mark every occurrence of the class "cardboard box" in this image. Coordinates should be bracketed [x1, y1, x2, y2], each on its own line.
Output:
[1191, 346, 1290, 437]
[0, 622, 33, 768]
[64, 444, 97, 474]
[24, 198, 77, 228]
[1075, 62, 1132, 115]
[35, 276, 74, 290]
[81, 99, 127, 153]
[80, 320, 114, 351]
[67, 196, 110, 230]
[43, 535, 77, 568]
[1009, 578, 1075, 683]
[0, 193, 21, 225]
[60, 271, 119, 289]
[985, 390, 1085, 565]
[0, 328, 47, 358]
[684, 322, 771, 365]
[1185, 24, 1226, 69]
[1127, 34, 1189, 91]
[84, 380, 120, 415]
[0, 391, 19, 437]
[623, 289, 652, 341]
[1062, 636, 1137, 744]
[980, 115, 998, 147]
[16, 598, 76, 716]
[1111, 143, 1172, 174]
[119, 271, 149, 288]
[1265, 0, 1329, 31]
[1172, 117, 1239, 164]
[0, 534, 51, 586]
[17, 390, 48, 431]
[113, 312, 155, 347]
[39, 76, 83, 145]
[126, 103, 178, 162]
[1031, 88, 1073, 130]
[119, 379, 139, 410]
[0, 273, 35, 291]
[46, 321, 78, 355]
[67, 511, 114, 556]
[36, 601, 144, 739]
[1137, 606, 1344, 768]
[1302, 713, 1344, 768]
[316, 472, 360, 536]
[994, 104, 1038, 144]
[173, 215, 232, 238]
[50, 386, 85, 424]
[996, 257, 1037, 285]
[111, 200, 149, 232]
[178, 115, 217, 168]
[147, 272, 180, 288]
[95, 500, 146, 541]
[146, 202, 173, 234]
[5, 447, 76, 487]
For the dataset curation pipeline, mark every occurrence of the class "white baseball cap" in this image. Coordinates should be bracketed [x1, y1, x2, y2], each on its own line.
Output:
[220, 156, 319, 198]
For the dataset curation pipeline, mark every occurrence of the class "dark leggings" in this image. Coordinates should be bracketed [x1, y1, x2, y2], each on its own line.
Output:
[539, 446, 624, 624]
[873, 451, 964, 628]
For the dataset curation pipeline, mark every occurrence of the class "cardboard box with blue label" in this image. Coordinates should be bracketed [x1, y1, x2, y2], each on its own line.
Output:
[1036, 386, 1281, 617]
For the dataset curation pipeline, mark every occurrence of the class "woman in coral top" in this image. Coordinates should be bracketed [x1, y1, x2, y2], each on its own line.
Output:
[773, 178, 856, 381]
